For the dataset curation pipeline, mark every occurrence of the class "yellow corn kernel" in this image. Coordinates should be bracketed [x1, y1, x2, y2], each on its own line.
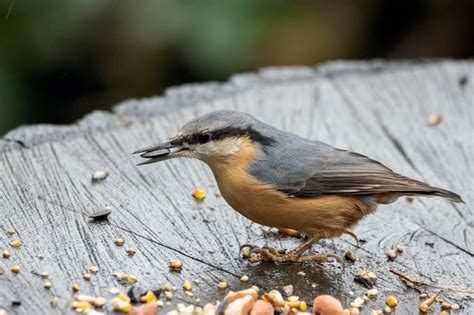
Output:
[127, 275, 138, 283]
[72, 301, 91, 311]
[192, 190, 206, 200]
[140, 291, 157, 303]
[112, 298, 132, 313]
[118, 293, 131, 303]
[183, 280, 192, 291]
[386, 296, 398, 307]
[299, 301, 308, 311]
[10, 240, 23, 249]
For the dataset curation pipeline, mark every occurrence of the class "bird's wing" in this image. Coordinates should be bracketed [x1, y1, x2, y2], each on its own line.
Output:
[277, 148, 434, 197]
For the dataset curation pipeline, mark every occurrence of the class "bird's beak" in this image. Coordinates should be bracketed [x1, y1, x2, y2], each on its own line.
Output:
[133, 137, 185, 166]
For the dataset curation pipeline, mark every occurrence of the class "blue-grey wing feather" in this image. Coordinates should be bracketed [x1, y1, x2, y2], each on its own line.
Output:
[249, 126, 441, 197]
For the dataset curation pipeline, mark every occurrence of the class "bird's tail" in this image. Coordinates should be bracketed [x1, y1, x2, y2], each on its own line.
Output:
[409, 185, 464, 203]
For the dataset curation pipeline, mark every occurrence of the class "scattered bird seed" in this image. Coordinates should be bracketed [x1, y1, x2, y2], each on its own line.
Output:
[451, 303, 460, 310]
[419, 294, 437, 313]
[395, 244, 404, 253]
[427, 114, 442, 126]
[6, 228, 16, 235]
[367, 289, 378, 298]
[283, 285, 293, 296]
[127, 275, 137, 283]
[240, 275, 249, 282]
[370, 310, 383, 315]
[386, 296, 398, 307]
[383, 306, 392, 313]
[89, 207, 112, 221]
[183, 280, 193, 291]
[44, 281, 52, 289]
[127, 247, 137, 256]
[38, 254, 44, 260]
[50, 297, 59, 306]
[109, 287, 121, 295]
[345, 250, 356, 262]
[115, 238, 125, 246]
[92, 170, 109, 182]
[72, 301, 91, 312]
[72, 282, 80, 292]
[386, 249, 397, 261]
[11, 265, 21, 273]
[352, 297, 365, 308]
[355, 270, 377, 288]
[441, 302, 451, 310]
[169, 259, 183, 271]
[297, 271, 306, 277]
[10, 240, 23, 249]
[141, 291, 158, 303]
[89, 266, 99, 273]
[2, 250, 11, 259]
[217, 281, 228, 289]
[83, 273, 92, 281]
[41, 271, 49, 278]
[94, 297, 106, 308]
[164, 291, 173, 300]
[192, 189, 206, 200]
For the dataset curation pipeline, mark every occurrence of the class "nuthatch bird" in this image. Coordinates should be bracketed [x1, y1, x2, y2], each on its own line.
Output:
[134, 110, 463, 263]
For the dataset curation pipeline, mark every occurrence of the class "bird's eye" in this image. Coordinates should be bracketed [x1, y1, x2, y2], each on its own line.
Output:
[197, 132, 210, 144]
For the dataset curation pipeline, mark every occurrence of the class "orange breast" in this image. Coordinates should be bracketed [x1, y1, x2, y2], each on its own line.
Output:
[206, 138, 374, 237]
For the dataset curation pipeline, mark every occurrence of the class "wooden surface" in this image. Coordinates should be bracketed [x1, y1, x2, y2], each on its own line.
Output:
[0, 60, 473, 314]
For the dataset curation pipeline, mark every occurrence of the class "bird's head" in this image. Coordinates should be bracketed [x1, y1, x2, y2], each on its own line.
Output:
[134, 110, 276, 166]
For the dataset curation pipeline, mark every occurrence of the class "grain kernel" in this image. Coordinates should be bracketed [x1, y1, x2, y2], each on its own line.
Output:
[43, 281, 52, 289]
[140, 291, 158, 303]
[2, 250, 11, 259]
[83, 273, 92, 281]
[240, 275, 249, 282]
[11, 265, 20, 273]
[192, 190, 206, 200]
[217, 281, 228, 289]
[89, 266, 99, 273]
[386, 296, 397, 307]
[183, 280, 192, 291]
[71, 282, 80, 292]
[114, 238, 125, 246]
[169, 259, 183, 271]
[127, 247, 137, 256]
[127, 275, 137, 283]
[10, 240, 23, 249]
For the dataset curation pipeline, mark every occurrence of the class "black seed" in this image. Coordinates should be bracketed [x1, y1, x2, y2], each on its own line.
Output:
[89, 207, 112, 221]
[127, 286, 143, 303]
[12, 301, 21, 307]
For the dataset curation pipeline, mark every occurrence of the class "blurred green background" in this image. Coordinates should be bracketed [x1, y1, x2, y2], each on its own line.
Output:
[0, 0, 472, 135]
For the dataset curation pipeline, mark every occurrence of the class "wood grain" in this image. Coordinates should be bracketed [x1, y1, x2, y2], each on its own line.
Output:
[1, 61, 472, 314]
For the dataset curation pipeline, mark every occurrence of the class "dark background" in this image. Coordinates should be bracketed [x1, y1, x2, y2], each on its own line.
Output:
[0, 0, 472, 135]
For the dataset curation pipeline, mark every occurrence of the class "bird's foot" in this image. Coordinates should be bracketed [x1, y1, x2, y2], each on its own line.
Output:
[240, 244, 343, 264]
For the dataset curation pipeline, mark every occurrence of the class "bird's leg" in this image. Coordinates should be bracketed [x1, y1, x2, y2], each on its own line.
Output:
[240, 237, 343, 264]
[289, 236, 319, 256]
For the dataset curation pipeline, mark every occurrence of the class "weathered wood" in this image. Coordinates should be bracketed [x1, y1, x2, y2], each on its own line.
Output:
[0, 60, 472, 315]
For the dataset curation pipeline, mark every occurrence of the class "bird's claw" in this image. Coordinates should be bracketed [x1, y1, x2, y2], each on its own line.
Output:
[240, 245, 343, 265]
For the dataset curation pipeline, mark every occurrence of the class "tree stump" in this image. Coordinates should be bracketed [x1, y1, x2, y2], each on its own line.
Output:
[0, 61, 472, 314]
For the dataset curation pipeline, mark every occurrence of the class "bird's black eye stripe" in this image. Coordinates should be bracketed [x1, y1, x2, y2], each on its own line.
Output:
[197, 132, 210, 144]
[184, 127, 275, 146]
